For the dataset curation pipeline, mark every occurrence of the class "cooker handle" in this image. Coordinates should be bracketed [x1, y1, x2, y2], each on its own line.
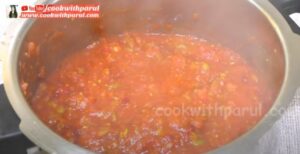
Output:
[270, 0, 300, 87]
[270, 0, 300, 35]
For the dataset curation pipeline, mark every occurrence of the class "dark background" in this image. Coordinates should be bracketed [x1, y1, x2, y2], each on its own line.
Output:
[0, 85, 34, 154]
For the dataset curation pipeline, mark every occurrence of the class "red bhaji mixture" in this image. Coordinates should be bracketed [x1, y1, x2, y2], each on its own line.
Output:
[31, 33, 271, 153]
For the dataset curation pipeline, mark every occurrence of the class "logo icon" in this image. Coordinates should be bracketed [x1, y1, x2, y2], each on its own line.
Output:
[21, 5, 28, 11]
[8, 5, 18, 18]
[35, 5, 45, 12]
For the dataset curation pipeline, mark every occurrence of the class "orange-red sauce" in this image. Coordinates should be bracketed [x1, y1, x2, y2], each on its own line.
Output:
[31, 33, 271, 153]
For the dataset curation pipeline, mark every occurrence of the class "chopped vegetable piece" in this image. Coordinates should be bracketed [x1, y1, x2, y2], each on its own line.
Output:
[107, 83, 119, 90]
[77, 67, 85, 74]
[202, 62, 209, 71]
[190, 132, 205, 146]
[97, 127, 110, 137]
[56, 106, 65, 114]
[120, 128, 129, 138]
[112, 113, 117, 122]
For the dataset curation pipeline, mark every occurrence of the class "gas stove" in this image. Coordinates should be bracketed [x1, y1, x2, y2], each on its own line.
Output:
[0, 85, 37, 154]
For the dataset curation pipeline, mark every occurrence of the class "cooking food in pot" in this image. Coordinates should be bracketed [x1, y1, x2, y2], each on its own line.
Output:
[30, 33, 272, 153]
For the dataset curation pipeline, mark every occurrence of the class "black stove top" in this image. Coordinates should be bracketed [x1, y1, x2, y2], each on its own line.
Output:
[0, 85, 35, 154]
